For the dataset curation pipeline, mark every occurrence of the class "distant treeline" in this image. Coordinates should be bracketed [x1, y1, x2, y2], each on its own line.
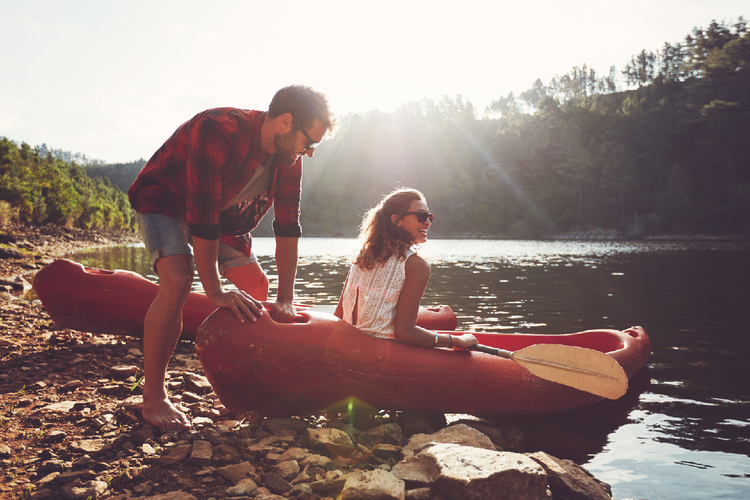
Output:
[0, 138, 135, 231]
[2, 18, 747, 238]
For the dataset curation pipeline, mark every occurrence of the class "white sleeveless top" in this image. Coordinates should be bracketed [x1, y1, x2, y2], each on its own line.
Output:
[340, 248, 417, 339]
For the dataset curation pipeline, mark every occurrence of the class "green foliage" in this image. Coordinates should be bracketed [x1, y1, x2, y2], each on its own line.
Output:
[0, 138, 136, 231]
[300, 18, 749, 237]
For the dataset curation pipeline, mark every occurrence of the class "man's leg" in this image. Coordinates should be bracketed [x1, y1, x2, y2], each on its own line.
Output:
[224, 261, 269, 300]
[141, 253, 194, 430]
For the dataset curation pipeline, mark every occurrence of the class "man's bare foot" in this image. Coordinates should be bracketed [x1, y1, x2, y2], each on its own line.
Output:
[142, 396, 191, 430]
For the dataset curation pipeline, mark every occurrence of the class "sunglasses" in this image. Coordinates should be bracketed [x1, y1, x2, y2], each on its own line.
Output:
[296, 121, 321, 151]
[404, 211, 434, 223]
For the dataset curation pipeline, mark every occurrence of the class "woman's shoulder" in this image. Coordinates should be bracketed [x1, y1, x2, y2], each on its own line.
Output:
[405, 252, 430, 274]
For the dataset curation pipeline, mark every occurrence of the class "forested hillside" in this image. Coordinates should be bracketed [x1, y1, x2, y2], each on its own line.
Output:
[0, 138, 135, 231]
[2, 18, 747, 239]
[301, 18, 749, 237]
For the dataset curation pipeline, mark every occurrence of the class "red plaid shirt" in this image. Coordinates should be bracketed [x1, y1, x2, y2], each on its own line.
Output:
[128, 108, 302, 256]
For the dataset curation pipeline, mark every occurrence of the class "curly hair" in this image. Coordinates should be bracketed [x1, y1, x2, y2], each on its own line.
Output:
[355, 188, 426, 270]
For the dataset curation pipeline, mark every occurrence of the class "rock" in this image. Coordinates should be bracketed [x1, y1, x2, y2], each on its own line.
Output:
[216, 460, 258, 485]
[0, 275, 31, 291]
[397, 412, 447, 436]
[133, 481, 154, 496]
[226, 477, 259, 496]
[183, 372, 212, 393]
[109, 365, 140, 378]
[392, 454, 441, 484]
[278, 446, 306, 462]
[401, 423, 496, 459]
[306, 427, 357, 458]
[189, 440, 213, 466]
[142, 492, 198, 500]
[301, 452, 334, 469]
[340, 468, 406, 500]
[52, 469, 97, 486]
[42, 430, 67, 444]
[131, 429, 155, 445]
[159, 443, 192, 466]
[358, 423, 403, 448]
[60, 478, 108, 499]
[0, 247, 23, 259]
[425, 443, 547, 500]
[263, 471, 293, 494]
[527, 451, 613, 500]
[273, 459, 300, 481]
[0, 443, 10, 458]
[455, 419, 524, 451]
[70, 439, 105, 453]
[405, 487, 432, 500]
[310, 474, 349, 495]
[212, 443, 241, 464]
[263, 416, 310, 434]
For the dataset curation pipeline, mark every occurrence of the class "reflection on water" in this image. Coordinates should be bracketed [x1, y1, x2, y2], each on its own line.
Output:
[66, 238, 750, 500]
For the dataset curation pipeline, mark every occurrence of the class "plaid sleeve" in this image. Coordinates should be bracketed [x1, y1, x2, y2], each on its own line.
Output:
[185, 116, 232, 240]
[272, 159, 303, 238]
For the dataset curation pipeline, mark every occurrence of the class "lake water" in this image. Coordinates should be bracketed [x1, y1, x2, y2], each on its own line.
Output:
[66, 238, 750, 500]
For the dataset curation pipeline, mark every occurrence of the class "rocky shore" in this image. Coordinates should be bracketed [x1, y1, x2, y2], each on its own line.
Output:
[1, 223, 641, 500]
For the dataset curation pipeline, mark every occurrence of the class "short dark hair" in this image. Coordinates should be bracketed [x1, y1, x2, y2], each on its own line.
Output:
[268, 85, 335, 131]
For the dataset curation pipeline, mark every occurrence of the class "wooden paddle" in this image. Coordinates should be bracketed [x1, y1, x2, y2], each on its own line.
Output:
[468, 343, 628, 399]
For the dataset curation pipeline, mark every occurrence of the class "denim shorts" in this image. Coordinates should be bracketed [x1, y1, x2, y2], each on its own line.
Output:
[136, 212, 257, 276]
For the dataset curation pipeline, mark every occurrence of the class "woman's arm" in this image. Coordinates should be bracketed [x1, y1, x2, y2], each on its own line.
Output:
[394, 254, 477, 349]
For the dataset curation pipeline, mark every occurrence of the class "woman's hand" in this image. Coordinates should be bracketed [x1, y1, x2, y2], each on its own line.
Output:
[452, 333, 478, 349]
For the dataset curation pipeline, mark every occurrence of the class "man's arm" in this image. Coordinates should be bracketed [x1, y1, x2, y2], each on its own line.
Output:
[272, 235, 299, 322]
[193, 236, 264, 323]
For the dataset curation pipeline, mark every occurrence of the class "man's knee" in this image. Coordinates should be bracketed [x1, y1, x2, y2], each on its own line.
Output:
[154, 255, 194, 300]
[225, 263, 269, 299]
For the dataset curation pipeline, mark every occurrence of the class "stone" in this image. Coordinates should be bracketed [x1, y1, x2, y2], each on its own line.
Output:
[52, 469, 97, 486]
[405, 487, 432, 500]
[0, 443, 11, 458]
[183, 372, 212, 393]
[373, 443, 403, 462]
[425, 443, 547, 500]
[131, 429, 155, 445]
[226, 477, 259, 496]
[301, 452, 333, 469]
[212, 443, 241, 464]
[340, 468, 406, 500]
[189, 440, 213, 466]
[263, 472, 293, 494]
[392, 454, 441, 484]
[306, 427, 357, 458]
[278, 446, 306, 462]
[142, 492, 198, 500]
[358, 423, 403, 448]
[455, 419, 524, 451]
[273, 459, 300, 481]
[401, 423, 496, 459]
[310, 474, 349, 495]
[70, 439, 106, 453]
[159, 444, 192, 466]
[262, 416, 310, 434]
[60, 478, 107, 499]
[41, 430, 66, 444]
[109, 365, 140, 377]
[216, 460, 257, 485]
[527, 451, 613, 500]
[397, 412, 447, 436]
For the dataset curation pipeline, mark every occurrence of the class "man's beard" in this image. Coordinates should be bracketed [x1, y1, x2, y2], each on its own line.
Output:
[274, 129, 299, 166]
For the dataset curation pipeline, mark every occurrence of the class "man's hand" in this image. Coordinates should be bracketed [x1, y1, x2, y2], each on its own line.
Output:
[268, 299, 297, 323]
[208, 289, 264, 323]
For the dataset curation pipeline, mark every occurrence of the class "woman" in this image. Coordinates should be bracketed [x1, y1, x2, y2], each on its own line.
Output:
[334, 188, 478, 349]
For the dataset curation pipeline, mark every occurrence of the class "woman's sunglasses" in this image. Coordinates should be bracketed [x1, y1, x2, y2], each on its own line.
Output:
[404, 211, 434, 223]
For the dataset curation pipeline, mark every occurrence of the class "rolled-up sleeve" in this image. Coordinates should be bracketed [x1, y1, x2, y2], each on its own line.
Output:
[185, 117, 232, 240]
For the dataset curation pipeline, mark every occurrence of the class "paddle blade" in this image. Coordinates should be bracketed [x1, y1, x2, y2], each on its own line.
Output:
[511, 344, 628, 399]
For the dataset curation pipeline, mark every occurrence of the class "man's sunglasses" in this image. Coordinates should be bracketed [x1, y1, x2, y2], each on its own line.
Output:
[297, 121, 320, 151]
[404, 211, 434, 223]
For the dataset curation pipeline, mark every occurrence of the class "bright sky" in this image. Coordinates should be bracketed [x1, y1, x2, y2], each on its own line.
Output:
[0, 0, 746, 163]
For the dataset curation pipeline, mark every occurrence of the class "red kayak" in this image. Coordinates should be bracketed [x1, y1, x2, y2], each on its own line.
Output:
[196, 308, 651, 416]
[32, 259, 458, 339]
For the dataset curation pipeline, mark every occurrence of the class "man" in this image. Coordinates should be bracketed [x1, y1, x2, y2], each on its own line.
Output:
[128, 85, 334, 429]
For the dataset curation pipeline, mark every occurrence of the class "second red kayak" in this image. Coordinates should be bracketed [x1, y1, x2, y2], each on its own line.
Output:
[32, 259, 458, 339]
